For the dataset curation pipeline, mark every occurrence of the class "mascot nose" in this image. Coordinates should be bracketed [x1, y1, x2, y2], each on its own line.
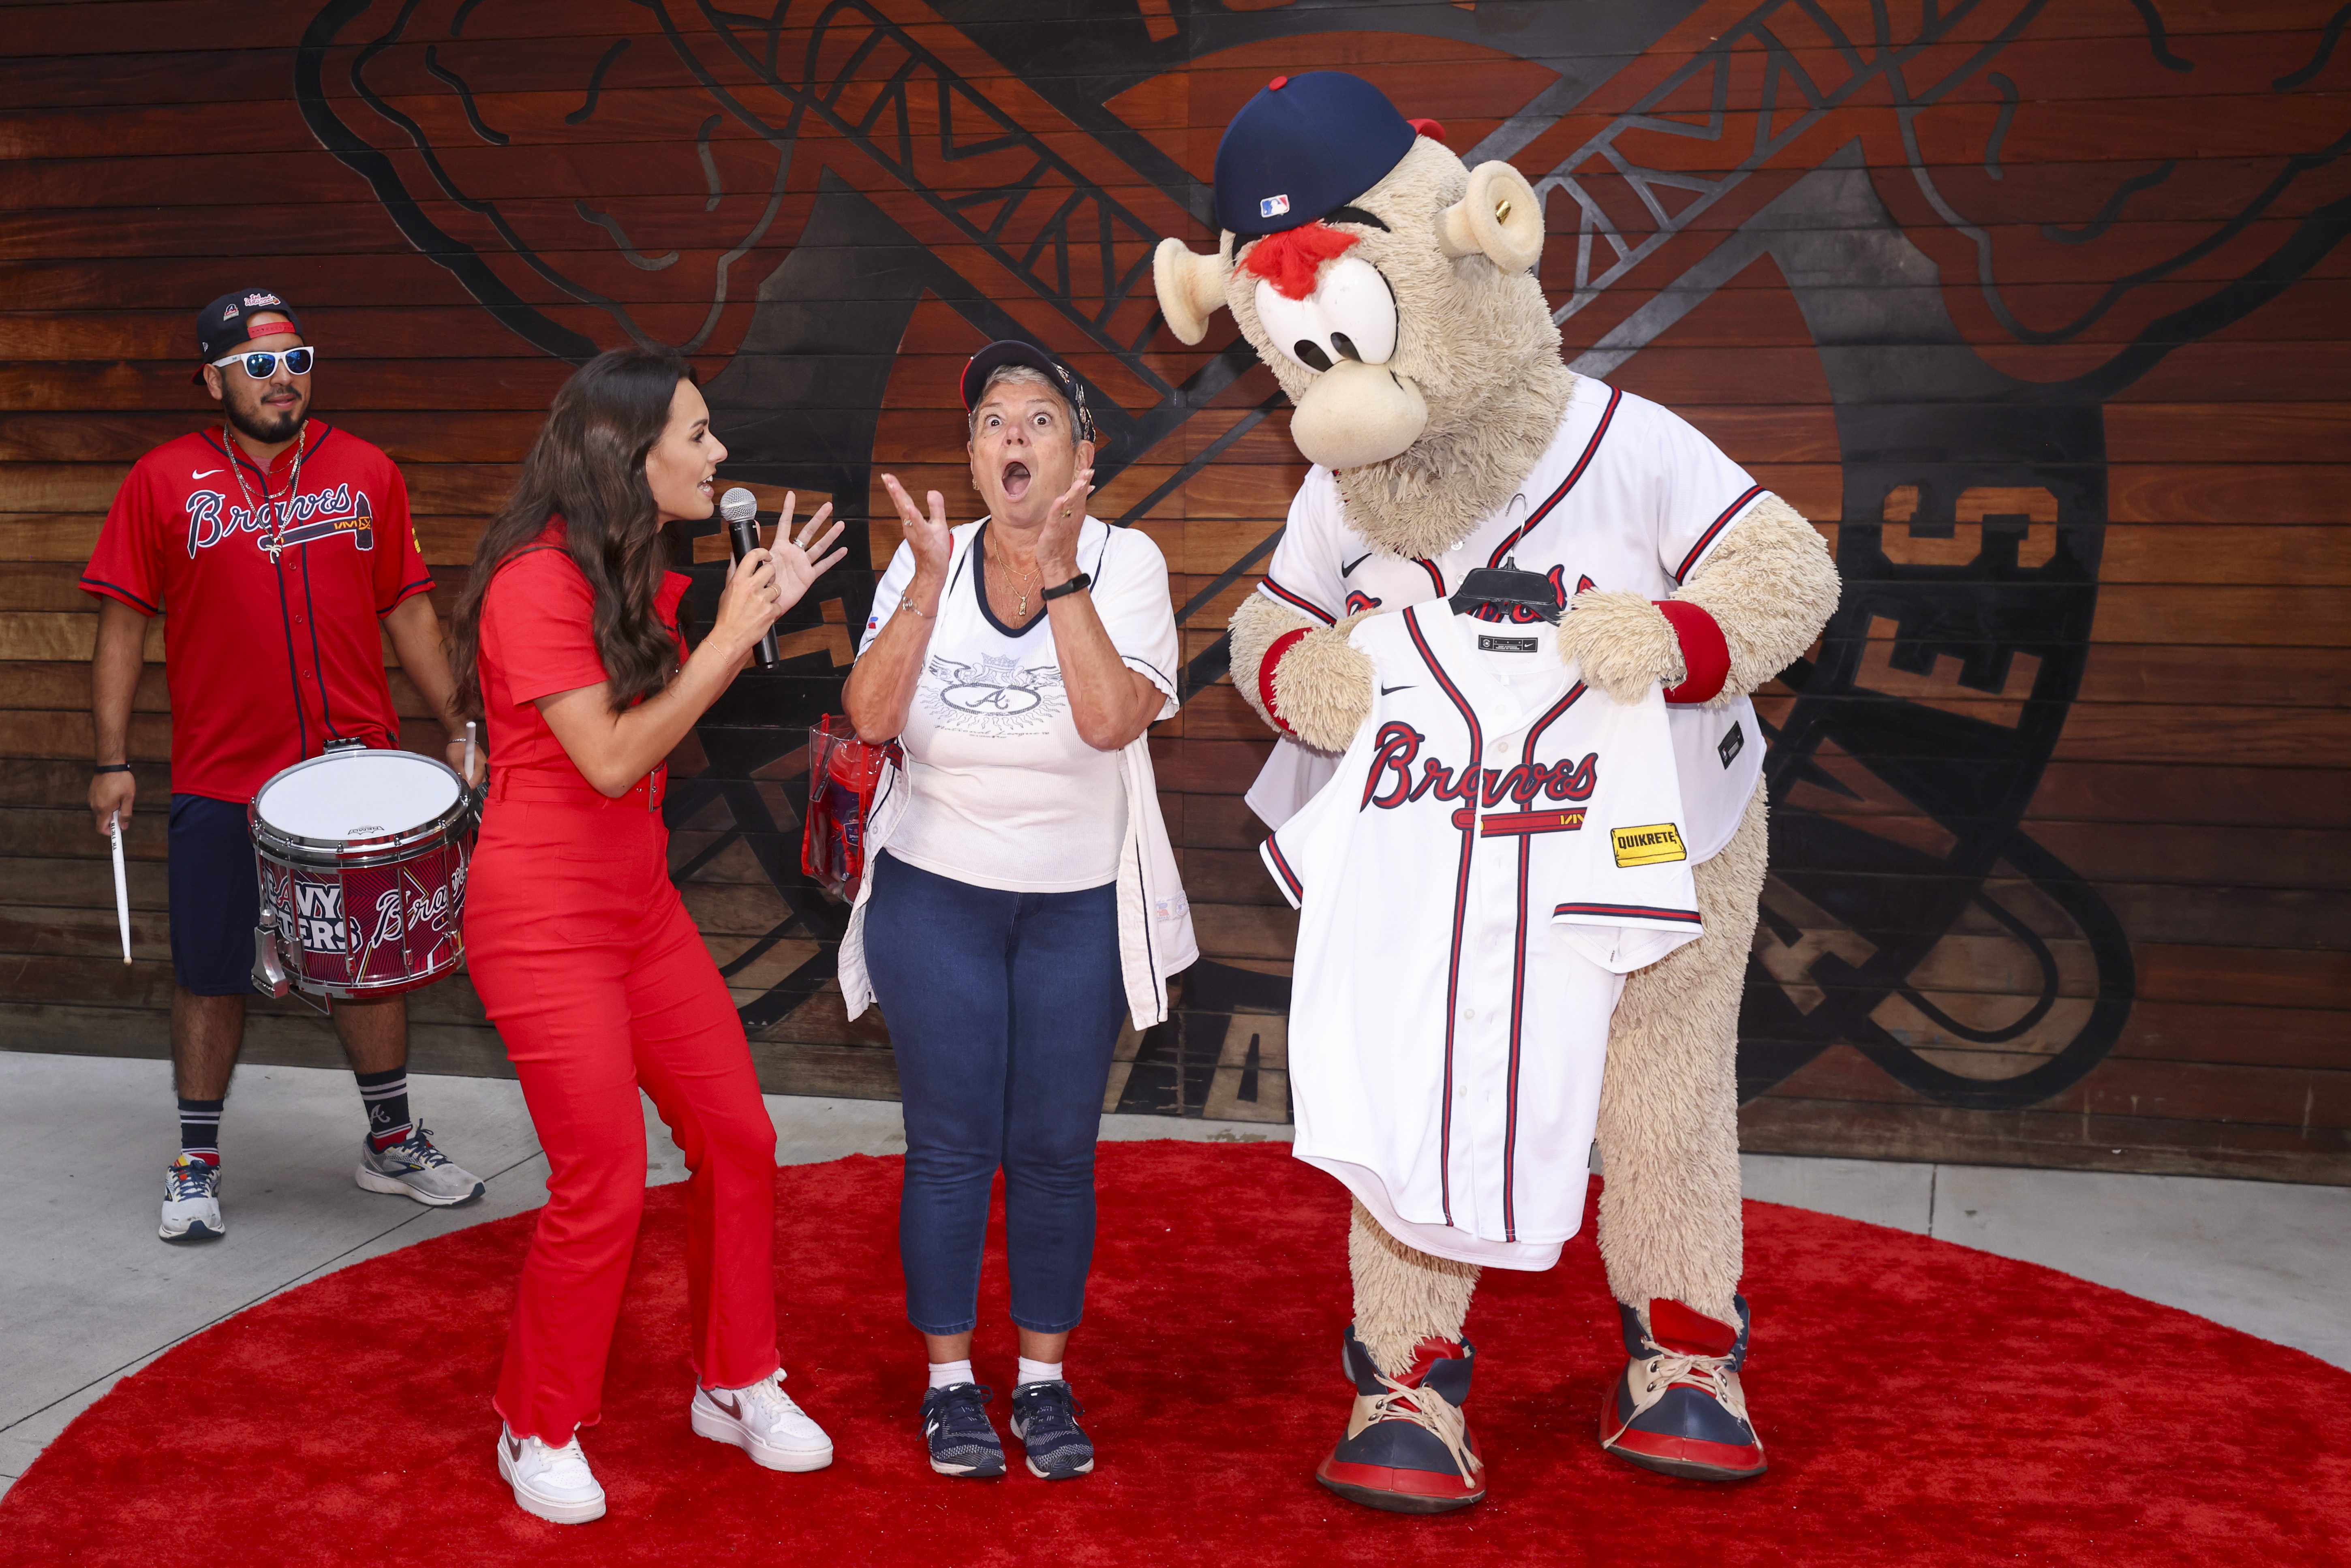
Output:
[1290, 359, 1428, 472]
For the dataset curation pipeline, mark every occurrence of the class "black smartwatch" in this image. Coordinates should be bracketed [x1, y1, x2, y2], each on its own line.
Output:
[1038, 571, 1091, 602]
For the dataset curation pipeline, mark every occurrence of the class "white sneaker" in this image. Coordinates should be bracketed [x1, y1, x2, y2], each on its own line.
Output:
[691, 1369, 835, 1472]
[159, 1155, 225, 1243]
[496, 1425, 606, 1524]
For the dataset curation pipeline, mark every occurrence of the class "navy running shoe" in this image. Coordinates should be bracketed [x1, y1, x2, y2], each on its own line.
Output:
[1316, 1324, 1485, 1513]
[1599, 1294, 1768, 1481]
[919, 1382, 1005, 1478]
[1008, 1380, 1095, 1480]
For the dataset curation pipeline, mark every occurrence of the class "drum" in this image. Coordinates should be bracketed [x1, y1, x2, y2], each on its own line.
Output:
[249, 747, 473, 999]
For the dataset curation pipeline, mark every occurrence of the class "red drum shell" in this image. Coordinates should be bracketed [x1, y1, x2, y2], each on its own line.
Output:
[250, 750, 473, 999]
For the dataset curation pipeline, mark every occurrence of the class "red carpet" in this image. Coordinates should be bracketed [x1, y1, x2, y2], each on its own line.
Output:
[3, 1141, 2345, 1566]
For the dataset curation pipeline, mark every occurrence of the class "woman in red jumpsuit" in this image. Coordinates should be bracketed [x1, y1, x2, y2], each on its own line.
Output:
[448, 348, 845, 1525]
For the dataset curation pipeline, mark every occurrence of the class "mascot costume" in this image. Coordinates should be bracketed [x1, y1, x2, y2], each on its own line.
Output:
[1152, 74, 1840, 1511]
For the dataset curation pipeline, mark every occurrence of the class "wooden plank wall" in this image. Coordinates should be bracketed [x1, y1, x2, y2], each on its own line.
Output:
[1, 0, 2345, 1177]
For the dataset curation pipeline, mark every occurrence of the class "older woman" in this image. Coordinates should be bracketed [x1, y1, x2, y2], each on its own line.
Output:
[839, 341, 1193, 1482]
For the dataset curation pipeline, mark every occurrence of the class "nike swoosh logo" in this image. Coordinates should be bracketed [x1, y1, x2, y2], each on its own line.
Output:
[1341, 552, 1371, 577]
[1380, 684, 1414, 695]
[193, 468, 223, 479]
[505, 1436, 522, 1461]
[711, 1391, 741, 1419]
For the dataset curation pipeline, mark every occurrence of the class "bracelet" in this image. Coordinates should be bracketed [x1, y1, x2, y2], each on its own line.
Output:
[93, 763, 132, 775]
[897, 595, 939, 620]
[1038, 571, 1091, 603]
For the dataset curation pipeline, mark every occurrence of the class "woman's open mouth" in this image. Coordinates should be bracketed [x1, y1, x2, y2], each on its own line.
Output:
[1000, 460, 1032, 500]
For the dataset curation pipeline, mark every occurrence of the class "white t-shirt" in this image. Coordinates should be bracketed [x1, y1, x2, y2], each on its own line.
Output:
[860, 516, 1180, 893]
[1247, 376, 1767, 863]
[1263, 607, 1702, 1269]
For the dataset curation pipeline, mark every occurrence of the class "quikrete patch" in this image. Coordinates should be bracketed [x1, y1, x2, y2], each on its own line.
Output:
[1611, 823, 1687, 867]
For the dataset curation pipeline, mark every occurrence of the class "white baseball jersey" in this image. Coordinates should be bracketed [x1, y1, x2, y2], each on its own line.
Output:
[1262, 606, 1703, 1271]
[1247, 375, 1766, 862]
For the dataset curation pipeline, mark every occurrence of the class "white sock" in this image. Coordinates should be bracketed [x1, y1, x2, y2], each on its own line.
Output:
[927, 1358, 975, 1391]
[1016, 1356, 1064, 1387]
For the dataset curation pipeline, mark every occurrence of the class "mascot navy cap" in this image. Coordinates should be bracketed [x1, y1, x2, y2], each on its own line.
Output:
[1213, 71, 1416, 237]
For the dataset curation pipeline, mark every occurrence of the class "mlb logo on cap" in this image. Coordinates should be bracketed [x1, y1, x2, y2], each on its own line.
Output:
[1260, 194, 1290, 219]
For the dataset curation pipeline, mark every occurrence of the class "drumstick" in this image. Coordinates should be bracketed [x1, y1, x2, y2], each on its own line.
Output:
[462, 720, 477, 783]
[108, 809, 131, 965]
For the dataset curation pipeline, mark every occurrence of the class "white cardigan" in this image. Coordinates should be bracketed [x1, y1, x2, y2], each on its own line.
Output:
[835, 732, 1197, 1032]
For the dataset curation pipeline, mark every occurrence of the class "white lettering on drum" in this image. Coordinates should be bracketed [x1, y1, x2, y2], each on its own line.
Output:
[293, 881, 347, 954]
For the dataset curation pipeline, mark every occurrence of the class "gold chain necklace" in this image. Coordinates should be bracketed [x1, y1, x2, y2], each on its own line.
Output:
[227, 421, 309, 560]
[988, 528, 1041, 620]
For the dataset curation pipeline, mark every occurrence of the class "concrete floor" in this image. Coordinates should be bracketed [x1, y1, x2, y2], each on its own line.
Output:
[2, 1051, 2345, 1504]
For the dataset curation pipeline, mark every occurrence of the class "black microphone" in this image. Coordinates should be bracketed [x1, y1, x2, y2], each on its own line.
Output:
[720, 486, 783, 669]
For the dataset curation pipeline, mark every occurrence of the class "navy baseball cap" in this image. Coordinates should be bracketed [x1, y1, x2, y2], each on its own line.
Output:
[1213, 72, 1418, 236]
[961, 340, 1097, 443]
[193, 289, 304, 381]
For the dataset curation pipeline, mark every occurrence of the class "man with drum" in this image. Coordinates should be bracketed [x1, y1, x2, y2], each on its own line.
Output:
[82, 289, 487, 1243]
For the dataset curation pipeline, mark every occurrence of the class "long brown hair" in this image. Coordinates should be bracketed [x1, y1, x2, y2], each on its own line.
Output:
[450, 347, 694, 719]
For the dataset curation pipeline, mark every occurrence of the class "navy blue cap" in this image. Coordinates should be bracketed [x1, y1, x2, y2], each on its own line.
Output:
[1213, 72, 1418, 237]
[961, 340, 1097, 443]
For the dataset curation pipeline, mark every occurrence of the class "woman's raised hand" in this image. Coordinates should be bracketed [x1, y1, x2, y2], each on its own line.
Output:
[1034, 466, 1095, 580]
[881, 473, 953, 582]
[770, 491, 849, 612]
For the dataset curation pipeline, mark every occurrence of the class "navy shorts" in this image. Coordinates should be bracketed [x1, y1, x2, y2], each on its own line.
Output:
[168, 794, 261, 996]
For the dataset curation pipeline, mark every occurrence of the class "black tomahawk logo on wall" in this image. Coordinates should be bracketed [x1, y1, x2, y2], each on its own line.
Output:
[296, 0, 2351, 1117]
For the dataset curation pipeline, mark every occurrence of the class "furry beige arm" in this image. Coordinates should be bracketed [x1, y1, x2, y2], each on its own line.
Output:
[1556, 493, 1838, 706]
[1555, 590, 1686, 706]
[1228, 592, 1319, 732]
[1227, 593, 1375, 752]
[1268, 611, 1375, 751]
[1676, 492, 1840, 700]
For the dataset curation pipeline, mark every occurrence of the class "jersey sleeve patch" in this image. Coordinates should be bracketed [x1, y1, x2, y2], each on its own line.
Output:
[1609, 822, 1688, 866]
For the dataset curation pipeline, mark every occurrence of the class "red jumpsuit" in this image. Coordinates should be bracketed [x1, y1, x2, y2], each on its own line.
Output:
[466, 526, 779, 1441]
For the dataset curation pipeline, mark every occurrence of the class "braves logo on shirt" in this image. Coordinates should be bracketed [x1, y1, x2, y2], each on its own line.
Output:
[1361, 719, 1600, 817]
[184, 484, 374, 558]
[917, 652, 1068, 735]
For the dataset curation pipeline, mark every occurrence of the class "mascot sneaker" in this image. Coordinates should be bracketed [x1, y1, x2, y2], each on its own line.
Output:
[1316, 1324, 1485, 1513]
[1599, 1295, 1767, 1481]
[158, 1154, 224, 1243]
[497, 1425, 606, 1524]
[691, 1369, 834, 1472]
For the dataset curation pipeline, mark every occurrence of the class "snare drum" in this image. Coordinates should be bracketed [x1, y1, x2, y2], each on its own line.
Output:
[249, 747, 473, 999]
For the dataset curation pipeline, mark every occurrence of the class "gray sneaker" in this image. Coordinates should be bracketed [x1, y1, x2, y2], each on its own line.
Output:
[356, 1127, 485, 1206]
[159, 1154, 225, 1243]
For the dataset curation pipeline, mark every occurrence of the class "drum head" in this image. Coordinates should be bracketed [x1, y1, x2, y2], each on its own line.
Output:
[255, 750, 461, 842]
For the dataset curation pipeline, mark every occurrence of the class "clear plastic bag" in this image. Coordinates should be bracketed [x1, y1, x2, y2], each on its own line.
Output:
[800, 715, 904, 902]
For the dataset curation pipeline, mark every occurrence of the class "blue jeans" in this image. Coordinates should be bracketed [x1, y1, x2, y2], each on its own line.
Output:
[862, 851, 1127, 1335]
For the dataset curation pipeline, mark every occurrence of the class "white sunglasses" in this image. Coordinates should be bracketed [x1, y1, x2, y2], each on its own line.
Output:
[211, 346, 317, 379]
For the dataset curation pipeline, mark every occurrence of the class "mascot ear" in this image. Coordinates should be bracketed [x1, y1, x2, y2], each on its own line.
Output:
[1153, 237, 1230, 346]
[1438, 161, 1545, 275]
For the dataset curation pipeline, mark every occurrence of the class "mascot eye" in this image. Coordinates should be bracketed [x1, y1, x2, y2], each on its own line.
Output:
[1254, 255, 1398, 375]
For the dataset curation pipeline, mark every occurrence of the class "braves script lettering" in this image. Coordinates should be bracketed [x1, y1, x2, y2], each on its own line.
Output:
[1359, 721, 1598, 813]
[183, 484, 374, 558]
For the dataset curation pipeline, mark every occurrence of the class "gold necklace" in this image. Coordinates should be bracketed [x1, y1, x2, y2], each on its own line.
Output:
[227, 421, 309, 560]
[989, 529, 1041, 620]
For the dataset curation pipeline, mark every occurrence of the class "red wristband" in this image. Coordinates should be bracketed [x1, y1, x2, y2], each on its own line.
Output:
[1655, 599, 1729, 705]
[1259, 627, 1311, 732]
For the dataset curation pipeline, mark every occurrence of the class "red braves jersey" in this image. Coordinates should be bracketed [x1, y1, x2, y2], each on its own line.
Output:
[1262, 606, 1701, 1270]
[1248, 376, 1767, 859]
[81, 424, 432, 802]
